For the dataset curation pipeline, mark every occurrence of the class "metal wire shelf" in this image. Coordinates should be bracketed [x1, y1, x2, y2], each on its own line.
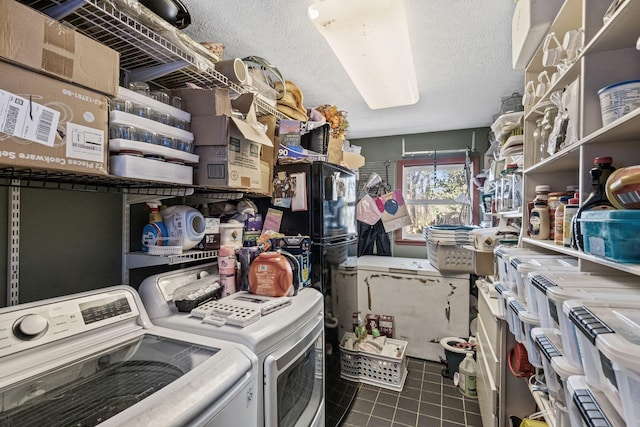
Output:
[0, 167, 247, 199]
[16, 0, 285, 118]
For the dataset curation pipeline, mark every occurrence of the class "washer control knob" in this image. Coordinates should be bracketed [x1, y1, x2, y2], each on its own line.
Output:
[15, 314, 49, 339]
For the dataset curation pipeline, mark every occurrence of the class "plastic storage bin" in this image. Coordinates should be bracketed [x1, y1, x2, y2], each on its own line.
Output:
[579, 210, 640, 263]
[524, 270, 587, 318]
[518, 309, 541, 368]
[494, 282, 512, 320]
[494, 246, 542, 284]
[566, 375, 625, 427]
[598, 79, 640, 126]
[532, 328, 564, 400]
[339, 332, 408, 392]
[552, 356, 584, 413]
[507, 297, 527, 344]
[529, 272, 637, 331]
[566, 298, 640, 425]
[508, 255, 578, 300]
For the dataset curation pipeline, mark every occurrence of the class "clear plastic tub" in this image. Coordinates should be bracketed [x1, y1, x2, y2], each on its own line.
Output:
[566, 375, 626, 427]
[563, 294, 640, 376]
[519, 310, 541, 368]
[552, 356, 584, 410]
[493, 246, 542, 286]
[508, 255, 578, 299]
[507, 297, 527, 344]
[494, 282, 512, 320]
[530, 272, 637, 330]
[525, 270, 587, 318]
[566, 297, 640, 425]
[532, 328, 563, 398]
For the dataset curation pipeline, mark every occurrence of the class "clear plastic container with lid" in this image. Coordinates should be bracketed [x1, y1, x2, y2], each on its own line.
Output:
[502, 164, 518, 211]
[512, 166, 524, 210]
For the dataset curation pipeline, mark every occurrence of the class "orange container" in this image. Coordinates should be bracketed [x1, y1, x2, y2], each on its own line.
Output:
[248, 252, 293, 297]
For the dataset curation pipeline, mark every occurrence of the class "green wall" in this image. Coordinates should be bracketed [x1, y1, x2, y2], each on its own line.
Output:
[352, 127, 491, 259]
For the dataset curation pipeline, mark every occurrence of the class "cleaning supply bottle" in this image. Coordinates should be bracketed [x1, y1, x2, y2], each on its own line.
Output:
[141, 201, 169, 252]
[572, 156, 616, 250]
[218, 245, 238, 297]
[160, 205, 206, 251]
[458, 352, 478, 398]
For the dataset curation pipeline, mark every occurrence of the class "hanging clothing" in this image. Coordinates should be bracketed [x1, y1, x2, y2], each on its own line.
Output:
[357, 220, 391, 256]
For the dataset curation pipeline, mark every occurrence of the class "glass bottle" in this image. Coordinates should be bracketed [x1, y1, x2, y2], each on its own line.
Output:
[532, 118, 543, 163]
[512, 166, 524, 210]
[572, 156, 616, 251]
[539, 106, 558, 161]
[554, 196, 571, 245]
[502, 164, 518, 211]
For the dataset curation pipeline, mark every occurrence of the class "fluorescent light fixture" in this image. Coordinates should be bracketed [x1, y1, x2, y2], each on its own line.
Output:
[308, 0, 419, 110]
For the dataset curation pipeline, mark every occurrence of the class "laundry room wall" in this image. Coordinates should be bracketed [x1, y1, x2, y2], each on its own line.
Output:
[352, 127, 491, 258]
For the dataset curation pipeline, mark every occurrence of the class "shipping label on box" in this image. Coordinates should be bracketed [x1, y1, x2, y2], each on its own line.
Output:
[0, 61, 108, 174]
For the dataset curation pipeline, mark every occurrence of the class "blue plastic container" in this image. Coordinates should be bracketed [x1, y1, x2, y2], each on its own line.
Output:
[579, 210, 640, 263]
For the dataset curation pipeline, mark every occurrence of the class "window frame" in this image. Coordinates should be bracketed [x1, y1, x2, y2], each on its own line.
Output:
[395, 155, 480, 246]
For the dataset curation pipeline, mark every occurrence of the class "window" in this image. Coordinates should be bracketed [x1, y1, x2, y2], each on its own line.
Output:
[396, 156, 479, 244]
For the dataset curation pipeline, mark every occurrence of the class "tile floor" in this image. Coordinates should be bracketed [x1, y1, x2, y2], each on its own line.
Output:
[342, 358, 482, 427]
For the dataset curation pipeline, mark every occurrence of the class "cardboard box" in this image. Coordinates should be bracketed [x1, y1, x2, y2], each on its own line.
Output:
[0, 0, 119, 96]
[511, 0, 564, 69]
[191, 94, 273, 190]
[178, 87, 232, 117]
[0, 61, 108, 175]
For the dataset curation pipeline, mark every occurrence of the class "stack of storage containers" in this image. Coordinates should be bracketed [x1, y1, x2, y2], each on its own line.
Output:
[563, 297, 640, 427]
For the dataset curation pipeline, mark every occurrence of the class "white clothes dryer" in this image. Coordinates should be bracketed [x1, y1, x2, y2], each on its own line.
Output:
[139, 263, 325, 427]
[0, 286, 258, 427]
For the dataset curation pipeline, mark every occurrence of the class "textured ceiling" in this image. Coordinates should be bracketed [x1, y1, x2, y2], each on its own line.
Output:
[183, 0, 524, 140]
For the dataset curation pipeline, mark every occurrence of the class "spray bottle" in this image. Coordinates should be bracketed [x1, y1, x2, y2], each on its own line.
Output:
[141, 201, 169, 252]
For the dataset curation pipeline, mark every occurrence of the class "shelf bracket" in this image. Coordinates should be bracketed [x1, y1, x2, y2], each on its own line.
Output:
[126, 61, 191, 85]
[42, 0, 86, 20]
[7, 182, 20, 306]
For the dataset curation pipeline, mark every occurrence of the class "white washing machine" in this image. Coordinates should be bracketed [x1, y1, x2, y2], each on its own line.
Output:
[0, 286, 258, 427]
[139, 263, 325, 427]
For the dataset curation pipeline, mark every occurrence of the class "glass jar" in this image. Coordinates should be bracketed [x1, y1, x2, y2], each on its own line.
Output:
[128, 81, 150, 97]
[532, 118, 543, 163]
[511, 166, 524, 210]
[502, 164, 518, 211]
[539, 107, 558, 161]
[547, 191, 569, 242]
[109, 124, 137, 140]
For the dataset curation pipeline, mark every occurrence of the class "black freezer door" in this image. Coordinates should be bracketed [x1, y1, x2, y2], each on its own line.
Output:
[274, 161, 357, 243]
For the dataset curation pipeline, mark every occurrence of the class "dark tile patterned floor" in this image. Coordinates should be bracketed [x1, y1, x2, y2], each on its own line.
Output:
[342, 358, 482, 427]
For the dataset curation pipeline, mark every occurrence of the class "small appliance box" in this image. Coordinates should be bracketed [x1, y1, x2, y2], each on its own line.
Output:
[269, 236, 311, 288]
[0, 0, 119, 96]
[0, 61, 109, 175]
[379, 315, 394, 338]
[190, 93, 273, 190]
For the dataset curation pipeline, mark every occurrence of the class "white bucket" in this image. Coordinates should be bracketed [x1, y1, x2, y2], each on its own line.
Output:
[598, 79, 640, 126]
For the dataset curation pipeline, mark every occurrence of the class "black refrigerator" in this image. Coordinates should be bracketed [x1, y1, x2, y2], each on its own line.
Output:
[272, 161, 359, 427]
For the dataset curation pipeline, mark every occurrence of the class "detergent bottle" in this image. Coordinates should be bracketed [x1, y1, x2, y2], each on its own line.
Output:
[141, 201, 169, 252]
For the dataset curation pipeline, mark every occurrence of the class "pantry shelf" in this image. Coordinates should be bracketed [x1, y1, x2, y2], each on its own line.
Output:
[522, 237, 640, 277]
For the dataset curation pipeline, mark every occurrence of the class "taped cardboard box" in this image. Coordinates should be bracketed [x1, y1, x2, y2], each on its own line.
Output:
[0, 0, 119, 96]
[178, 87, 232, 117]
[192, 93, 273, 190]
[0, 61, 109, 175]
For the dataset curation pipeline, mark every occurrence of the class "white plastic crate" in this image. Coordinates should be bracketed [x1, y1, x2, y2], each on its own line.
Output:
[340, 332, 408, 392]
[427, 240, 474, 273]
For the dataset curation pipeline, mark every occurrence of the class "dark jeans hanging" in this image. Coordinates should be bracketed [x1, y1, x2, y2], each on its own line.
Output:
[357, 220, 391, 256]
